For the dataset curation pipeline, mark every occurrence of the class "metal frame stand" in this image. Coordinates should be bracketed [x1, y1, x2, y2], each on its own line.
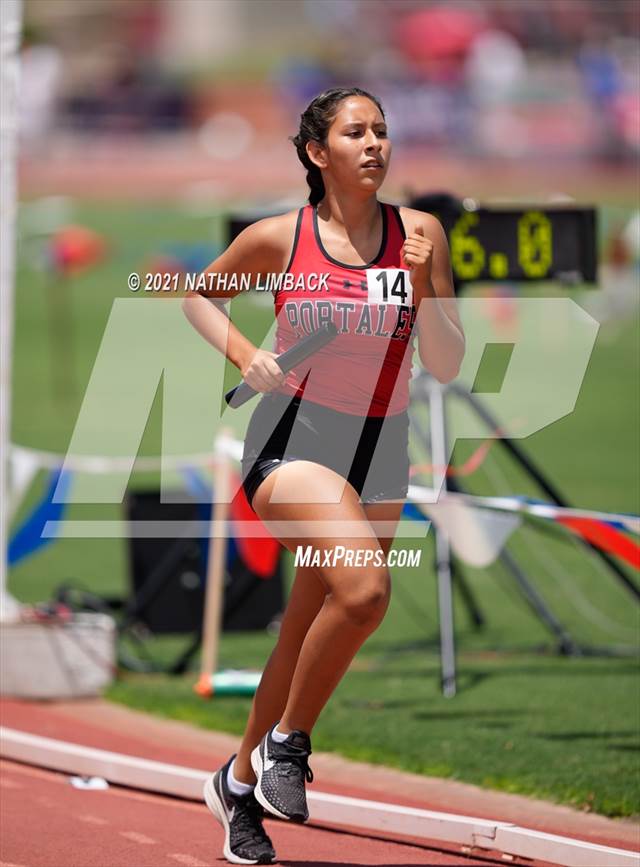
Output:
[411, 371, 639, 697]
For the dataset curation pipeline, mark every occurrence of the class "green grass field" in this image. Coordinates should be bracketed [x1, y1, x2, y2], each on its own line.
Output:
[8, 199, 640, 818]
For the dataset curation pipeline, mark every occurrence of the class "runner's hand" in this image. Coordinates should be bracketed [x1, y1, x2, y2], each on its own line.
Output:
[401, 225, 433, 291]
[240, 349, 286, 393]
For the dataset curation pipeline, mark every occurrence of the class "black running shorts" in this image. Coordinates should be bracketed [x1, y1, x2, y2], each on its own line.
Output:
[241, 391, 410, 512]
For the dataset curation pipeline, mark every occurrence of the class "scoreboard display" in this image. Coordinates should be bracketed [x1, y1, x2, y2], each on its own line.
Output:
[228, 195, 598, 287]
[431, 205, 596, 286]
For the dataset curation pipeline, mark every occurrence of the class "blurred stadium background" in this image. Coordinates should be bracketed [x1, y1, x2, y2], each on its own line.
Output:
[5, 0, 640, 818]
[17, 0, 640, 196]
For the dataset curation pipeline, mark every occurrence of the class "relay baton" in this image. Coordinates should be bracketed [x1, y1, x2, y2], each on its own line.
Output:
[224, 321, 338, 408]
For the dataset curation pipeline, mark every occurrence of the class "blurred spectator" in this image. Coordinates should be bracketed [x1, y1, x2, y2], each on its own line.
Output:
[19, 0, 640, 161]
[62, 51, 191, 134]
[396, 5, 486, 84]
[578, 29, 639, 157]
[19, 25, 62, 154]
[465, 30, 527, 106]
[578, 39, 622, 109]
[274, 59, 335, 121]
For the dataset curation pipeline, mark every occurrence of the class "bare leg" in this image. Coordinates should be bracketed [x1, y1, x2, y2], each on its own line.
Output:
[232, 564, 327, 784]
[252, 463, 402, 737]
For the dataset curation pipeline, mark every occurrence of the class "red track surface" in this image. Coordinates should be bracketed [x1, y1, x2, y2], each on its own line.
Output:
[3, 758, 510, 867]
[1, 697, 631, 867]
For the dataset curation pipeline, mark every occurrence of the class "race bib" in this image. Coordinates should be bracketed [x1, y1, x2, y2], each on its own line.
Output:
[366, 268, 413, 307]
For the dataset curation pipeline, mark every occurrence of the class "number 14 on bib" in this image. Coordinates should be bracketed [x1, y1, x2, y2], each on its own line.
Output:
[366, 268, 413, 307]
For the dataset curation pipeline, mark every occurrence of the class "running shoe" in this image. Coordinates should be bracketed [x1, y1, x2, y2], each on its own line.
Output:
[203, 754, 276, 865]
[251, 725, 314, 823]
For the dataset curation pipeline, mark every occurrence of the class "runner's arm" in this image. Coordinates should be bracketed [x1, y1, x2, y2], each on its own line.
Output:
[400, 208, 465, 383]
[182, 216, 288, 375]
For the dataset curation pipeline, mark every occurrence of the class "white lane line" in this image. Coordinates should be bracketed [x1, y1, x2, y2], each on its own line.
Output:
[168, 855, 210, 867]
[0, 778, 22, 789]
[119, 831, 157, 845]
[35, 796, 55, 808]
[77, 814, 109, 826]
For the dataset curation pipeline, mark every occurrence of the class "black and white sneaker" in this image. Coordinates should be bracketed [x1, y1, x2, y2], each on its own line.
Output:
[204, 755, 276, 865]
[251, 725, 314, 823]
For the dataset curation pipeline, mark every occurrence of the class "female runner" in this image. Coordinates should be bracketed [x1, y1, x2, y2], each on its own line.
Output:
[183, 86, 465, 864]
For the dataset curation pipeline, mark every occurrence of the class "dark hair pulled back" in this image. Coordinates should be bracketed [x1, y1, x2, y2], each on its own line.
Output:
[290, 87, 385, 206]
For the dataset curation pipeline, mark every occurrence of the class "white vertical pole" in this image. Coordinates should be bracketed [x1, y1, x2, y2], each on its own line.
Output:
[427, 377, 457, 697]
[194, 429, 232, 698]
[0, 0, 22, 622]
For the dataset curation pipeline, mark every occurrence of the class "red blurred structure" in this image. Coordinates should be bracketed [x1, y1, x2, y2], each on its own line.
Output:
[50, 225, 106, 276]
[397, 5, 486, 75]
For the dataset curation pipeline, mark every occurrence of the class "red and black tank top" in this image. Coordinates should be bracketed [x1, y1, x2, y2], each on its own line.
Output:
[273, 201, 417, 417]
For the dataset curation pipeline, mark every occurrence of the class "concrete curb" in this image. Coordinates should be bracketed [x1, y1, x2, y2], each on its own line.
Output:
[2, 726, 638, 867]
